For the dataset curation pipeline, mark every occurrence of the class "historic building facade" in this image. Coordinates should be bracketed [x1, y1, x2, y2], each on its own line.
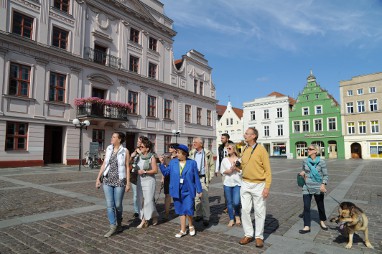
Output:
[340, 72, 382, 159]
[0, 0, 217, 167]
[216, 102, 243, 151]
[289, 72, 344, 159]
[243, 92, 294, 157]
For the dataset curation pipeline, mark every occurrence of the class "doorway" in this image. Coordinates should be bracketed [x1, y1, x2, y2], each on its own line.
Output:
[125, 132, 136, 153]
[351, 143, 362, 159]
[44, 126, 63, 164]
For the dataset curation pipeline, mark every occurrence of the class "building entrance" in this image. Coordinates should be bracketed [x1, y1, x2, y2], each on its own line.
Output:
[43, 126, 63, 164]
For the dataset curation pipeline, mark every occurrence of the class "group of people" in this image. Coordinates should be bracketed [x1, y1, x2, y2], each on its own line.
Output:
[95, 128, 329, 248]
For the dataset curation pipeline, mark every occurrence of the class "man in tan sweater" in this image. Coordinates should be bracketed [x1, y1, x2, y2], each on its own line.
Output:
[239, 127, 272, 248]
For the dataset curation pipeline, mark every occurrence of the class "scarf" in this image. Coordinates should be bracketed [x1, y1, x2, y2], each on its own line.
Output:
[139, 152, 153, 171]
[307, 156, 322, 183]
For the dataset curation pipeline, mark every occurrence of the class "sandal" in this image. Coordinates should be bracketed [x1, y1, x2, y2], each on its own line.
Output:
[175, 230, 187, 238]
[152, 217, 158, 226]
[227, 220, 235, 227]
[137, 220, 148, 229]
[189, 226, 196, 236]
[235, 216, 241, 226]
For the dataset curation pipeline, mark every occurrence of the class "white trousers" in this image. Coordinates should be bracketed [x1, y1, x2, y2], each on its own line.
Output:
[195, 177, 210, 220]
[240, 181, 266, 239]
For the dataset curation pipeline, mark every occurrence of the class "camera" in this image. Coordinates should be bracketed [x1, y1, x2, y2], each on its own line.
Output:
[161, 152, 172, 166]
[131, 156, 139, 172]
[235, 159, 241, 168]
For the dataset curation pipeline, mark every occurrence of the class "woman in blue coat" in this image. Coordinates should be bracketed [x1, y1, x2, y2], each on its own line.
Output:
[159, 144, 202, 238]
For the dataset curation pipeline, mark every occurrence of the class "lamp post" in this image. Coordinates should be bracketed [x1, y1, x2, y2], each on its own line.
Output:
[72, 118, 90, 171]
[172, 129, 181, 143]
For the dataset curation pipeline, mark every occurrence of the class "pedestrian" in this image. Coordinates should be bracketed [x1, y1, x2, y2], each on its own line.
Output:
[130, 136, 149, 219]
[239, 127, 272, 248]
[135, 138, 159, 228]
[220, 143, 242, 227]
[189, 137, 215, 226]
[161, 143, 178, 221]
[159, 144, 203, 237]
[96, 132, 130, 238]
[215, 133, 234, 214]
[298, 144, 328, 234]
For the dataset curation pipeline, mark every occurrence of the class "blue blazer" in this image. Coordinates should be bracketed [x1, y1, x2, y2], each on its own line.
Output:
[160, 158, 202, 199]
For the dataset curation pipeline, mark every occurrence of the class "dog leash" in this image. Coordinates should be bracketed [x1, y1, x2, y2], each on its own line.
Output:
[327, 194, 341, 205]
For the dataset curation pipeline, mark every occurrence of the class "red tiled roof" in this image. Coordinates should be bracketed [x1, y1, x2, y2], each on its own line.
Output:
[267, 91, 296, 106]
[216, 104, 243, 118]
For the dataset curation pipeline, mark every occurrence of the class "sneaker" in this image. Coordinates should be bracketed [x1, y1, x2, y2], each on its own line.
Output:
[104, 225, 117, 238]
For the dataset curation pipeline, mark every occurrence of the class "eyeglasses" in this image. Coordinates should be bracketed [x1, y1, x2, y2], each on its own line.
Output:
[227, 147, 232, 150]
[308, 148, 315, 151]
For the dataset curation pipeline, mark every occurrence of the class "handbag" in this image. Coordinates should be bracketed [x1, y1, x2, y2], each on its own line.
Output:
[297, 173, 305, 187]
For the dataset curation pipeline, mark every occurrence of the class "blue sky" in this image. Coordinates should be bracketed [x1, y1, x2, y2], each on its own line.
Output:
[160, 0, 382, 108]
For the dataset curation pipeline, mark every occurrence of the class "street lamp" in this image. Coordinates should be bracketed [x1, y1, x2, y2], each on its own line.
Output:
[72, 118, 90, 171]
[172, 129, 181, 143]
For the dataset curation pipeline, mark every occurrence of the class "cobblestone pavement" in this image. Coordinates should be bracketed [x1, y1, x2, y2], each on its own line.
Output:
[0, 160, 381, 254]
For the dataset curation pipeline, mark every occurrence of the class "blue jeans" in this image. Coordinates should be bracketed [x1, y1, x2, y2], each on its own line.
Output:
[224, 185, 241, 220]
[103, 184, 125, 225]
[131, 183, 139, 213]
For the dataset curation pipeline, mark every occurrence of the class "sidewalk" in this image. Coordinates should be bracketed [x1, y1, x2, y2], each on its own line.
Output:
[0, 159, 381, 253]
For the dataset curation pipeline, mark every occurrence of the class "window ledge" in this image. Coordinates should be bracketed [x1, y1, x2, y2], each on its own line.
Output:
[162, 118, 174, 122]
[44, 100, 71, 107]
[3, 94, 36, 102]
[146, 116, 159, 120]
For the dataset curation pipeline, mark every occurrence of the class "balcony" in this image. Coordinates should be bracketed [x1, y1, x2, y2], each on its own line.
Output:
[75, 98, 131, 121]
[85, 47, 121, 69]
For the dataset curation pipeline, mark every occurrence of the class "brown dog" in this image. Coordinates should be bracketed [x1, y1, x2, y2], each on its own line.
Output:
[330, 202, 373, 249]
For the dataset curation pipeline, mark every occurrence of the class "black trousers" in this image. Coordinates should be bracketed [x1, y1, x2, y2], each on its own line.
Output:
[302, 193, 327, 227]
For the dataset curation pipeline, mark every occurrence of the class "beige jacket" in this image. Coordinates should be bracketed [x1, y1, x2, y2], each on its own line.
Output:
[189, 148, 215, 184]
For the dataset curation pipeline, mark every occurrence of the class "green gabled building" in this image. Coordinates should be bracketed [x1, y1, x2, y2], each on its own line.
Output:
[289, 72, 344, 159]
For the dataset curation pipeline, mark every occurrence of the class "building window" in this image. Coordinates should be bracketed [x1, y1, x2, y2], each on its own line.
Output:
[264, 109, 269, 119]
[54, 0, 70, 13]
[302, 120, 309, 132]
[148, 134, 156, 151]
[293, 121, 300, 133]
[52, 26, 68, 50]
[207, 138, 213, 151]
[226, 118, 229, 126]
[164, 135, 171, 152]
[194, 79, 198, 94]
[306, 95, 309, 100]
[187, 137, 193, 150]
[264, 126, 269, 137]
[148, 62, 157, 79]
[94, 44, 107, 65]
[129, 55, 139, 73]
[185, 105, 191, 123]
[369, 99, 378, 112]
[147, 95, 156, 117]
[128, 91, 138, 114]
[315, 94, 319, 99]
[277, 108, 283, 118]
[371, 120, 379, 133]
[164, 99, 172, 119]
[12, 11, 33, 39]
[207, 110, 211, 126]
[302, 107, 309, 116]
[230, 118, 233, 125]
[357, 101, 365, 113]
[347, 90, 353, 96]
[92, 129, 105, 151]
[357, 88, 363, 95]
[369, 87, 376, 93]
[328, 117, 336, 131]
[315, 119, 322, 132]
[315, 105, 322, 114]
[49, 72, 66, 102]
[92, 88, 105, 99]
[250, 111, 256, 121]
[6, 122, 28, 150]
[277, 124, 283, 136]
[197, 108, 202, 125]
[347, 122, 355, 134]
[149, 37, 157, 51]
[199, 81, 203, 96]
[130, 28, 140, 43]
[359, 121, 366, 134]
[346, 102, 354, 114]
[9, 63, 30, 97]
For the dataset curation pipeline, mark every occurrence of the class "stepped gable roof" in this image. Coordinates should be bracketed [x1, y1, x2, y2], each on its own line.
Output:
[267, 91, 296, 106]
[216, 104, 243, 118]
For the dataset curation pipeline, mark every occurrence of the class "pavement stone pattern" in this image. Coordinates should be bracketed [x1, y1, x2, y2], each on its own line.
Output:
[0, 159, 381, 253]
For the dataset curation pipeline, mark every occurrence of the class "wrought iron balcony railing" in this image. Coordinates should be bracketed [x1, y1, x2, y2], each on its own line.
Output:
[85, 47, 121, 69]
[76, 102, 128, 120]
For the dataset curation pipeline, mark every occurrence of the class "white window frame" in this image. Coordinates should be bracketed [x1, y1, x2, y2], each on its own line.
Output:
[358, 121, 366, 134]
[302, 107, 309, 116]
[357, 88, 363, 95]
[264, 125, 269, 137]
[277, 124, 283, 136]
[264, 109, 269, 120]
[347, 122, 355, 134]
[293, 121, 300, 133]
[369, 99, 378, 112]
[327, 117, 337, 131]
[276, 108, 283, 118]
[250, 111, 256, 121]
[346, 102, 354, 114]
[347, 90, 353, 96]
[369, 87, 376, 93]
[302, 120, 309, 132]
[371, 120, 379, 134]
[357, 101, 365, 113]
[315, 105, 323, 115]
[314, 118, 323, 132]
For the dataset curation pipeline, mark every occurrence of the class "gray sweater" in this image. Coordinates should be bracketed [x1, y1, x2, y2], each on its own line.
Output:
[301, 158, 328, 195]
